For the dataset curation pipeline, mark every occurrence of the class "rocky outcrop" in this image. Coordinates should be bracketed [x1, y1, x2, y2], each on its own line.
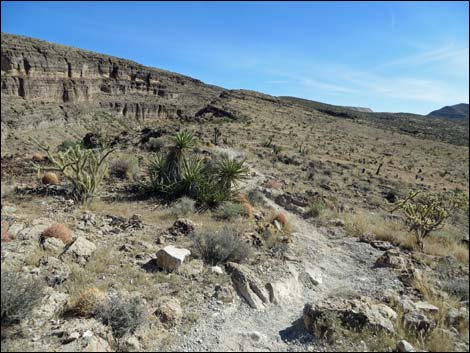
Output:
[1, 33, 223, 132]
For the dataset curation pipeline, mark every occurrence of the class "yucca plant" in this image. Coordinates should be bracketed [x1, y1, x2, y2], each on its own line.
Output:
[180, 158, 205, 198]
[215, 154, 249, 194]
[163, 131, 196, 182]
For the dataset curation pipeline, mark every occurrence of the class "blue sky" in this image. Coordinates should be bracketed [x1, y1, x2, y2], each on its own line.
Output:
[2, 1, 468, 114]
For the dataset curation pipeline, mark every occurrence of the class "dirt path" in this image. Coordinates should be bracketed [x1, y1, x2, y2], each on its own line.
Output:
[176, 147, 403, 352]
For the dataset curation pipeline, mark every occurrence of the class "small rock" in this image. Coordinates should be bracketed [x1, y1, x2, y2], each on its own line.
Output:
[42, 237, 65, 255]
[396, 339, 415, 352]
[413, 301, 439, 314]
[214, 285, 235, 303]
[168, 218, 195, 237]
[156, 246, 191, 272]
[210, 266, 224, 275]
[328, 219, 345, 227]
[403, 311, 435, 333]
[227, 262, 269, 309]
[300, 266, 323, 287]
[62, 237, 96, 263]
[374, 249, 407, 270]
[155, 297, 183, 327]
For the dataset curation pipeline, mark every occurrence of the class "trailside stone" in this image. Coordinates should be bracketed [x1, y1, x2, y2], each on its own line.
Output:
[62, 237, 96, 264]
[154, 297, 183, 327]
[303, 297, 397, 341]
[156, 246, 190, 272]
[396, 340, 415, 352]
[227, 262, 269, 309]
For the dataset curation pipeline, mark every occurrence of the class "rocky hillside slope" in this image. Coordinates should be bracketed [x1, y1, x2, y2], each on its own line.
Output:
[1, 33, 468, 148]
[428, 103, 469, 120]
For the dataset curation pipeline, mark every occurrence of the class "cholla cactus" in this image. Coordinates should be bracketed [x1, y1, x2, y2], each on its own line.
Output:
[392, 190, 469, 251]
[32, 138, 115, 203]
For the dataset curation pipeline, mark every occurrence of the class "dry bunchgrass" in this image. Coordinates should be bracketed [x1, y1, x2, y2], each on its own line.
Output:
[41, 224, 73, 245]
[343, 210, 415, 250]
[41, 172, 59, 185]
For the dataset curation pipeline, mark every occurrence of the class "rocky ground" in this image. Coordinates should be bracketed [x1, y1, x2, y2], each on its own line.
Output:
[1, 145, 468, 352]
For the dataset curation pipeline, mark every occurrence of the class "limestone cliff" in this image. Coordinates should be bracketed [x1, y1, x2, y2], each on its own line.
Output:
[1, 33, 223, 129]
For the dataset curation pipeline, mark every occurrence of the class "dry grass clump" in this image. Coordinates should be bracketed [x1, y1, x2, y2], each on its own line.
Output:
[42, 172, 60, 185]
[343, 210, 468, 264]
[40, 224, 73, 245]
[343, 210, 414, 250]
[68, 287, 107, 317]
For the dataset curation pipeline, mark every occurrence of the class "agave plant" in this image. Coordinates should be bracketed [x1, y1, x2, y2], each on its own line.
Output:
[216, 154, 249, 193]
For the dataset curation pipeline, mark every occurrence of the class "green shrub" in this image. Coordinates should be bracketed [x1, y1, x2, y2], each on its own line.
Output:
[146, 137, 165, 152]
[214, 201, 246, 220]
[307, 201, 325, 218]
[95, 294, 146, 338]
[191, 226, 252, 265]
[171, 197, 196, 218]
[1, 271, 44, 325]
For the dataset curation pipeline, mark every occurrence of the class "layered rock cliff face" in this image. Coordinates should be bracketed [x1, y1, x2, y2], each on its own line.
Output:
[1, 33, 224, 130]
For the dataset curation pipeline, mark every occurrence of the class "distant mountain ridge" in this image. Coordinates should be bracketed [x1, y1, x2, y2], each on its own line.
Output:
[427, 103, 469, 120]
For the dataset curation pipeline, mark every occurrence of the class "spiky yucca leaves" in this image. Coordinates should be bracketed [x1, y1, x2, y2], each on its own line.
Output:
[32, 139, 115, 204]
[180, 158, 205, 198]
[215, 154, 249, 194]
[164, 131, 196, 182]
[393, 190, 469, 251]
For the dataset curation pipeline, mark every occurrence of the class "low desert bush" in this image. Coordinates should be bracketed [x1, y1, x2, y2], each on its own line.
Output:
[191, 226, 252, 265]
[40, 224, 73, 245]
[146, 137, 165, 152]
[247, 189, 265, 206]
[307, 201, 325, 218]
[110, 157, 138, 180]
[1, 271, 44, 325]
[68, 287, 107, 317]
[171, 196, 196, 218]
[95, 294, 146, 338]
[214, 201, 246, 220]
[42, 172, 60, 185]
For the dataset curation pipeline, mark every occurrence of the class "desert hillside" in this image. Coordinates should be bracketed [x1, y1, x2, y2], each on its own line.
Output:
[1, 33, 469, 352]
